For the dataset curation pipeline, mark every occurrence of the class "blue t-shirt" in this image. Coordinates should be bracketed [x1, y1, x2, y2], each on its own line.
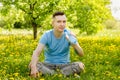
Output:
[39, 29, 77, 64]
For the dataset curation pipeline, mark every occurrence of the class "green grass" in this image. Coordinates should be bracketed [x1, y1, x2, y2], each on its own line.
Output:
[0, 28, 120, 80]
[1, 28, 120, 37]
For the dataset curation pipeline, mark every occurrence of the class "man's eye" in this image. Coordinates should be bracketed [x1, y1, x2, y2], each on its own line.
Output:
[63, 21, 66, 23]
[57, 21, 61, 23]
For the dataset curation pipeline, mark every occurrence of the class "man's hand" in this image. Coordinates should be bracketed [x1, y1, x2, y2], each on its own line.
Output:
[28, 43, 45, 77]
[29, 62, 39, 77]
[65, 31, 77, 44]
[70, 31, 76, 38]
[30, 67, 39, 77]
[64, 31, 84, 56]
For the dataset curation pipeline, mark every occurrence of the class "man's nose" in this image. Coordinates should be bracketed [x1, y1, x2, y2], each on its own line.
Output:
[61, 22, 64, 26]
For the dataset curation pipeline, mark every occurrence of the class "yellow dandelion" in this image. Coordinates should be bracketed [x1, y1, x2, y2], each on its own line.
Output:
[9, 77, 14, 80]
[40, 78, 45, 80]
[14, 73, 19, 76]
[38, 72, 43, 76]
[74, 73, 80, 78]
[118, 76, 120, 79]
[58, 74, 62, 77]
[105, 61, 109, 64]
[56, 68, 60, 72]
[74, 73, 78, 77]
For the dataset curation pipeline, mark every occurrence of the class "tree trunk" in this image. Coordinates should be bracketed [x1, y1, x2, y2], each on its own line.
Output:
[32, 23, 37, 39]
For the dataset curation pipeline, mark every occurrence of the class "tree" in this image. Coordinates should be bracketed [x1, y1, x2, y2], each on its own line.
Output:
[0, 0, 113, 38]
[43, 0, 113, 35]
[66, 0, 113, 34]
[1, 0, 59, 39]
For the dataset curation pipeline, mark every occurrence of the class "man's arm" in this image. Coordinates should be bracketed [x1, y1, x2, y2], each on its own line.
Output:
[65, 31, 84, 57]
[29, 43, 45, 77]
[71, 43, 84, 57]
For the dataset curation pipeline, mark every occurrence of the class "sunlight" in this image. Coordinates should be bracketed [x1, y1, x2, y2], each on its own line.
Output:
[0, 3, 2, 7]
[110, 0, 120, 20]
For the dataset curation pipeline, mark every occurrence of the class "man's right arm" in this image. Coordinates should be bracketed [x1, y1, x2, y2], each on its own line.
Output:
[29, 43, 45, 77]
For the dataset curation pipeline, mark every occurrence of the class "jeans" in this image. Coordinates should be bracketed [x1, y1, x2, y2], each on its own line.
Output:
[36, 62, 84, 76]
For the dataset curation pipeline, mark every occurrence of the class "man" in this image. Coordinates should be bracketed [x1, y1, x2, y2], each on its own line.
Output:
[29, 11, 84, 77]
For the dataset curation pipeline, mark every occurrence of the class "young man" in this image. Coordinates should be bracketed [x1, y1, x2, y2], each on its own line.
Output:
[29, 11, 84, 77]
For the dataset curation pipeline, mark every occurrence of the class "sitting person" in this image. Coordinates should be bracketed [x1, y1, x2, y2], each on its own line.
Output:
[29, 11, 84, 77]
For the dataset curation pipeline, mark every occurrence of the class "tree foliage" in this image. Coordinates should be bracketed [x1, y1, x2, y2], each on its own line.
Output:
[0, 0, 113, 39]
[1, 0, 59, 39]
[65, 0, 112, 34]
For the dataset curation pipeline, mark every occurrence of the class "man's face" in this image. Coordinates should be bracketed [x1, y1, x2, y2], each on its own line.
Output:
[52, 15, 66, 32]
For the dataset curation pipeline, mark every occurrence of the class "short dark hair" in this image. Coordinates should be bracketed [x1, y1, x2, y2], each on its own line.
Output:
[52, 11, 65, 18]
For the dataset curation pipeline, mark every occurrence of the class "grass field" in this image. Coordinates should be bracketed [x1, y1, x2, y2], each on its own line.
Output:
[0, 28, 120, 80]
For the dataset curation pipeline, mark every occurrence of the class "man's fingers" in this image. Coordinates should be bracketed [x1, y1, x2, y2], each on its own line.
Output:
[70, 32, 76, 37]
[65, 34, 69, 40]
[30, 73, 38, 77]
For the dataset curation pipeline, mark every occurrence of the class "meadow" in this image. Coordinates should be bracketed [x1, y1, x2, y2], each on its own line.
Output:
[0, 28, 120, 80]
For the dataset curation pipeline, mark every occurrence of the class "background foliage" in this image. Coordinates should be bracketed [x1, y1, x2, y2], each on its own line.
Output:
[0, 0, 113, 39]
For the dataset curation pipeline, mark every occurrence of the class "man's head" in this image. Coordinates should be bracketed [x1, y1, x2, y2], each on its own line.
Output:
[52, 12, 65, 18]
[52, 11, 67, 32]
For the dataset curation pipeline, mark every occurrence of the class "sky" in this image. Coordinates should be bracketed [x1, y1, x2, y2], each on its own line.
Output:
[110, 0, 120, 20]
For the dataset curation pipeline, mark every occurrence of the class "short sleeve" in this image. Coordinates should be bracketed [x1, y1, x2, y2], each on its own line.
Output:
[39, 32, 47, 45]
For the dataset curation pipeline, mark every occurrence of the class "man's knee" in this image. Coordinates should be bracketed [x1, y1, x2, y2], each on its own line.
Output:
[73, 62, 84, 71]
[78, 62, 84, 71]
[37, 62, 55, 75]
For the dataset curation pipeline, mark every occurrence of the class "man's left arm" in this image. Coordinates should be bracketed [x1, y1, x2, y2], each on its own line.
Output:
[64, 30, 84, 56]
[71, 43, 84, 57]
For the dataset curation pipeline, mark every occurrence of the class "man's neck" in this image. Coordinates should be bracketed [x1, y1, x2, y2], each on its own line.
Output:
[53, 30, 63, 38]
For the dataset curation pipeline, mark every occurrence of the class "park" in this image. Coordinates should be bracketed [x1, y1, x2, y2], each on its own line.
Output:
[0, 0, 120, 80]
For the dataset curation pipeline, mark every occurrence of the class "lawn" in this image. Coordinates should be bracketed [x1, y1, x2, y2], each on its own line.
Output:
[0, 28, 120, 80]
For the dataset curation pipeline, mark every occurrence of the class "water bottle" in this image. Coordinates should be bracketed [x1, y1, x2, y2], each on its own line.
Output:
[64, 30, 77, 44]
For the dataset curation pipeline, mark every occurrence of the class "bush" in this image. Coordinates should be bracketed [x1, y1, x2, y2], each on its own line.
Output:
[0, 19, 6, 28]
[14, 22, 22, 28]
[104, 20, 117, 29]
